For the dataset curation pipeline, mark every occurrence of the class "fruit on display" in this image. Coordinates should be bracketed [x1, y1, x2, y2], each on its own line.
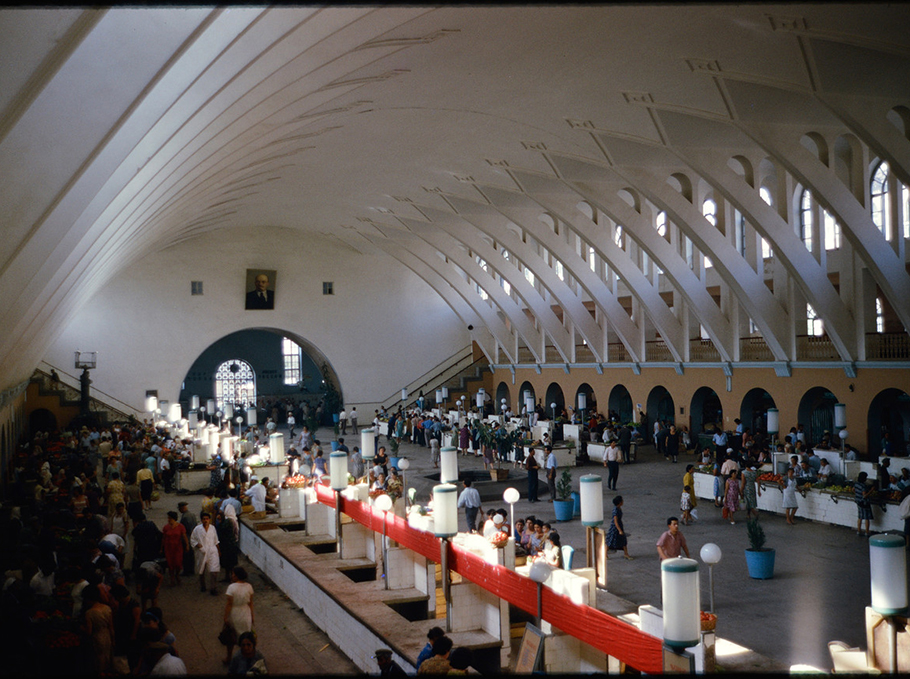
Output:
[757, 472, 782, 483]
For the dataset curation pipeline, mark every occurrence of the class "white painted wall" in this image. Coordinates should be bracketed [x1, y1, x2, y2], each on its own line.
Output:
[43, 226, 469, 411]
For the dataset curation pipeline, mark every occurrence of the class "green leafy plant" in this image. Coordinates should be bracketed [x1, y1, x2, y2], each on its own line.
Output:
[746, 516, 767, 551]
[556, 468, 573, 501]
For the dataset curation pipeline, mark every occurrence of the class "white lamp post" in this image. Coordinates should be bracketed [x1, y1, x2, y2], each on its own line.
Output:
[528, 558, 554, 671]
[550, 402, 557, 421]
[398, 457, 411, 507]
[198, 405, 206, 425]
[766, 407, 779, 444]
[190, 395, 200, 411]
[700, 543, 722, 614]
[503, 487, 520, 539]
[580, 475, 603, 579]
[661, 557, 701, 652]
[839, 428, 849, 451]
[577, 392, 587, 424]
[361, 428, 376, 462]
[374, 493, 394, 589]
[434, 483, 458, 631]
[331, 451, 348, 557]
[440, 446, 458, 484]
[870, 534, 908, 672]
[476, 388, 485, 411]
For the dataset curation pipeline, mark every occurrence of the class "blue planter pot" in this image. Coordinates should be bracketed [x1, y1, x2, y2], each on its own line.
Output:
[745, 548, 775, 579]
[570, 491, 581, 517]
[553, 499, 574, 522]
[390, 456, 401, 470]
[331, 441, 339, 451]
[333, 413, 340, 423]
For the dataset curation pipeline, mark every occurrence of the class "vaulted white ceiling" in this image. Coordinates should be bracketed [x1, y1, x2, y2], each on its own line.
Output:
[2, 5, 909, 391]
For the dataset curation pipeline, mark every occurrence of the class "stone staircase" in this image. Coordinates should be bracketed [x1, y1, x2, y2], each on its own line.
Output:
[30, 368, 138, 430]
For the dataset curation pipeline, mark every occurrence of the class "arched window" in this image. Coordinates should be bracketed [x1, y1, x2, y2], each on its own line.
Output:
[614, 224, 624, 248]
[215, 359, 256, 410]
[282, 338, 301, 385]
[656, 210, 667, 237]
[903, 183, 910, 239]
[759, 187, 773, 259]
[871, 161, 892, 240]
[587, 244, 596, 271]
[806, 304, 823, 337]
[702, 198, 716, 268]
[800, 188, 813, 252]
[876, 298, 885, 333]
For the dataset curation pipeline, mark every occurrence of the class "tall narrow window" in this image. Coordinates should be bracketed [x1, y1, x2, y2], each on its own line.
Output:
[872, 161, 892, 240]
[656, 211, 667, 237]
[501, 276, 511, 296]
[903, 184, 910, 239]
[876, 298, 885, 333]
[282, 337, 301, 385]
[800, 189, 814, 253]
[554, 259, 564, 281]
[588, 245, 596, 271]
[807, 304, 823, 337]
[823, 209, 841, 250]
[215, 359, 256, 410]
[759, 187, 773, 259]
[614, 224, 624, 248]
[734, 210, 745, 256]
[524, 267, 535, 286]
[702, 198, 716, 268]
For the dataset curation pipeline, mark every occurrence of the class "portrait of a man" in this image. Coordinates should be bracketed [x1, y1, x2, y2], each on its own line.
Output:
[245, 270, 276, 310]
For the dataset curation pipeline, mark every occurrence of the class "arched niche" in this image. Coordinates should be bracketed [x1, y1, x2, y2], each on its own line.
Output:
[867, 388, 910, 458]
[178, 328, 342, 426]
[739, 388, 776, 440]
[495, 381, 511, 412]
[690, 386, 722, 437]
[29, 408, 57, 439]
[608, 384, 633, 424]
[518, 381, 536, 413]
[545, 382, 565, 419]
[646, 386, 675, 436]
[728, 155, 755, 188]
[800, 131, 830, 167]
[797, 386, 839, 450]
[667, 173, 694, 203]
[575, 382, 596, 421]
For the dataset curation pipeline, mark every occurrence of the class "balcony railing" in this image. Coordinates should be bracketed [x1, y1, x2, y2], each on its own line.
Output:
[689, 338, 720, 361]
[866, 332, 910, 360]
[795, 335, 840, 360]
[740, 336, 774, 361]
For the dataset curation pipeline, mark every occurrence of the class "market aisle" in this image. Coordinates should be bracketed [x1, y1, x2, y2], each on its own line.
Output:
[142, 489, 358, 675]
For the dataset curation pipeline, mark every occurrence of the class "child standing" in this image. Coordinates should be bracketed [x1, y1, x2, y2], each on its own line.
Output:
[680, 485, 693, 525]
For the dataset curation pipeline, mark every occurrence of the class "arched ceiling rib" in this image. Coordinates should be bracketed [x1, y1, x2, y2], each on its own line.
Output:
[1, 5, 909, 387]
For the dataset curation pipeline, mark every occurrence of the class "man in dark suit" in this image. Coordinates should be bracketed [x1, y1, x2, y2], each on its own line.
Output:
[245, 273, 274, 309]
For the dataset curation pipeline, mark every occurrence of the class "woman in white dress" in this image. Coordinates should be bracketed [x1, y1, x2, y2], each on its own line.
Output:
[780, 467, 799, 525]
[222, 566, 254, 665]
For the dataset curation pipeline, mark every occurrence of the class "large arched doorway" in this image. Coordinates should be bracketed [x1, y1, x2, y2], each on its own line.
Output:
[690, 387, 721, 436]
[867, 388, 910, 458]
[608, 384, 633, 424]
[545, 382, 565, 420]
[28, 408, 56, 438]
[518, 381, 536, 414]
[740, 388, 776, 440]
[575, 382, 595, 422]
[646, 386, 675, 437]
[798, 387, 839, 449]
[495, 381, 511, 413]
[179, 328, 341, 427]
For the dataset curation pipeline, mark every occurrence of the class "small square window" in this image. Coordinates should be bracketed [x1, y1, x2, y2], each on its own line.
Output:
[323, 282, 333, 295]
[191, 281, 203, 295]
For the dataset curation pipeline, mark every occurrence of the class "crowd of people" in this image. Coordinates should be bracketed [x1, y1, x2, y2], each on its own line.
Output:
[0, 421, 270, 676]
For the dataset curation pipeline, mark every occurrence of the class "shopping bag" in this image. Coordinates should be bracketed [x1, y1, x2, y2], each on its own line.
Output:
[690, 509, 698, 521]
[721, 506, 729, 519]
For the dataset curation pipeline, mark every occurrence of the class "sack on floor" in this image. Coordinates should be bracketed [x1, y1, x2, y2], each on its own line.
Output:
[218, 622, 237, 646]
[690, 509, 698, 521]
[150, 490, 160, 502]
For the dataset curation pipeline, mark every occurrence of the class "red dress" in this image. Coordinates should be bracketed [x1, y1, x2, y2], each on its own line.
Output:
[161, 521, 186, 570]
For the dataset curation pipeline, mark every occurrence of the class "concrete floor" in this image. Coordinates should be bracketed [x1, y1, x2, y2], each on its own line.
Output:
[160, 425, 882, 673]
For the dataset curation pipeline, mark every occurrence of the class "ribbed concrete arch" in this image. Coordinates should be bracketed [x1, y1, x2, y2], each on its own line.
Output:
[361, 233, 500, 362]
[364, 226, 518, 363]
[445, 192, 640, 362]
[401, 209, 575, 362]
[398, 217, 546, 361]
[740, 120, 910, 339]
[509, 166, 734, 361]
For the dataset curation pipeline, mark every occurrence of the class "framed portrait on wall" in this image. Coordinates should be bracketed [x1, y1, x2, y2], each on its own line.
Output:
[245, 269, 276, 310]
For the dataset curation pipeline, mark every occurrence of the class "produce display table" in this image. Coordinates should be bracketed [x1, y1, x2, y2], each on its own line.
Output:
[692, 469, 904, 533]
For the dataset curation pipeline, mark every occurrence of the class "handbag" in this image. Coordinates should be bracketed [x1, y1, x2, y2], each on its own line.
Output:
[721, 506, 729, 519]
[218, 622, 237, 646]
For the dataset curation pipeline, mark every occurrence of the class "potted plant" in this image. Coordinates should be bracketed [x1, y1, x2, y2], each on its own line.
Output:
[478, 423, 523, 481]
[744, 516, 775, 579]
[553, 468, 575, 521]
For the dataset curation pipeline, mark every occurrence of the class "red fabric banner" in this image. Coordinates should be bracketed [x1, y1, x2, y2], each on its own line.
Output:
[314, 485, 663, 673]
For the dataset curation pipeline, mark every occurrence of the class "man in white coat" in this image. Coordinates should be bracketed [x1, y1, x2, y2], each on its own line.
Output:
[190, 511, 220, 595]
